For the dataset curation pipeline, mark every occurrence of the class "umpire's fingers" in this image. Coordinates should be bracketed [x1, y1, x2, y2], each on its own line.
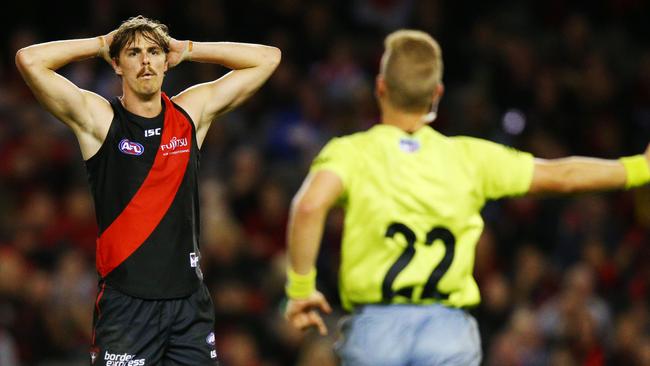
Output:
[314, 295, 332, 314]
[291, 312, 311, 330]
[307, 310, 328, 336]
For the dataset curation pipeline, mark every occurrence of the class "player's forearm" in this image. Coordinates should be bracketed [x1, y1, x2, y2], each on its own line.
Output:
[16, 38, 103, 72]
[531, 157, 628, 194]
[287, 171, 343, 275]
[564, 158, 629, 191]
[188, 42, 281, 70]
[287, 201, 328, 275]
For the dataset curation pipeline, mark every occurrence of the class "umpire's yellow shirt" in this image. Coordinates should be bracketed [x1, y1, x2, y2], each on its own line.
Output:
[311, 124, 534, 311]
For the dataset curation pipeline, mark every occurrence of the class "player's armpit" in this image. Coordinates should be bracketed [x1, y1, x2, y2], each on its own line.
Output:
[171, 43, 280, 147]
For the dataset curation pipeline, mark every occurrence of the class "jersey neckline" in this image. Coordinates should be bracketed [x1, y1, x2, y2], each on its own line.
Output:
[116, 96, 166, 124]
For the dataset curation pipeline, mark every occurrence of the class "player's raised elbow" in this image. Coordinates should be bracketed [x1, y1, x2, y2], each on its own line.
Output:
[15, 47, 35, 73]
[262, 46, 281, 69]
[15, 47, 48, 79]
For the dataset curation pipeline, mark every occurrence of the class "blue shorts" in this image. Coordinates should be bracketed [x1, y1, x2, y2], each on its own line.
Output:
[335, 304, 481, 366]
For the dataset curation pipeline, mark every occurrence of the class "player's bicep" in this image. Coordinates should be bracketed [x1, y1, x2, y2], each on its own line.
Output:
[529, 159, 566, 194]
[203, 68, 273, 117]
[21, 68, 95, 130]
[174, 67, 276, 145]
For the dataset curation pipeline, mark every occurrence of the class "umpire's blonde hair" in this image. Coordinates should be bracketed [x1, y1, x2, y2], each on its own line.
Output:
[380, 30, 443, 112]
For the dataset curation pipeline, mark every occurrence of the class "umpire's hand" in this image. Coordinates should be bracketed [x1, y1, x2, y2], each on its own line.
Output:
[285, 290, 332, 336]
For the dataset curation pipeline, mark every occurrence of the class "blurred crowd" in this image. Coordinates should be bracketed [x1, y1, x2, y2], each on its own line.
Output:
[1, 0, 649, 365]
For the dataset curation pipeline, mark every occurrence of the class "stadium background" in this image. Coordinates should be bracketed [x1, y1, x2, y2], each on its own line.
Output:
[0, 0, 649, 365]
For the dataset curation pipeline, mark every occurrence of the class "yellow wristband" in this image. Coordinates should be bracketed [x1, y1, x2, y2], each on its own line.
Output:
[285, 268, 316, 299]
[620, 155, 650, 189]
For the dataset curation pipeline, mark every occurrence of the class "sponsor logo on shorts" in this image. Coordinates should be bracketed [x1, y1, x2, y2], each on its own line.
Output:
[211, 350, 217, 359]
[103, 351, 146, 366]
[118, 139, 145, 156]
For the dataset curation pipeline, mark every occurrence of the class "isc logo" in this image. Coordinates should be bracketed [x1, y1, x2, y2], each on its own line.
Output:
[145, 128, 161, 137]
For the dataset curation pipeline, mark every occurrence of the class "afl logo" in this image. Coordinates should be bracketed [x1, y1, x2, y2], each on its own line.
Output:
[118, 139, 144, 156]
[206, 332, 216, 346]
[399, 138, 420, 153]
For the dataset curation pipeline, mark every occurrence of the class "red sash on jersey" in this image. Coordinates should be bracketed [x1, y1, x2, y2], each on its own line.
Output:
[96, 93, 192, 277]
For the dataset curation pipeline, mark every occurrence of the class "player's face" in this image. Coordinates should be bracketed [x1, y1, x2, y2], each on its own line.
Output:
[114, 33, 168, 97]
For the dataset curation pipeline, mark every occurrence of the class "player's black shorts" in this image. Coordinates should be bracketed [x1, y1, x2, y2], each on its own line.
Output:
[89, 282, 219, 366]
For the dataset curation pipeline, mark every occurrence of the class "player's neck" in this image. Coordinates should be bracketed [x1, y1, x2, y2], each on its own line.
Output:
[120, 90, 163, 118]
[380, 105, 427, 133]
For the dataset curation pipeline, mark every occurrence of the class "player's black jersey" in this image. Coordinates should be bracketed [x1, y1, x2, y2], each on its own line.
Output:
[85, 93, 202, 299]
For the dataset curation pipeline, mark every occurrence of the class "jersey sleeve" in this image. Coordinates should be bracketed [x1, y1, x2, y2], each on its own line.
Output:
[456, 137, 535, 200]
[310, 137, 356, 189]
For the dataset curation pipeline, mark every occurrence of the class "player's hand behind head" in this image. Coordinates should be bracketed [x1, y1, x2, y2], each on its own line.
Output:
[284, 290, 332, 336]
[166, 38, 190, 68]
[99, 30, 117, 65]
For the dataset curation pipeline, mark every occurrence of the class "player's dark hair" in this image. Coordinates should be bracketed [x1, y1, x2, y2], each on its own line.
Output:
[110, 15, 170, 60]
